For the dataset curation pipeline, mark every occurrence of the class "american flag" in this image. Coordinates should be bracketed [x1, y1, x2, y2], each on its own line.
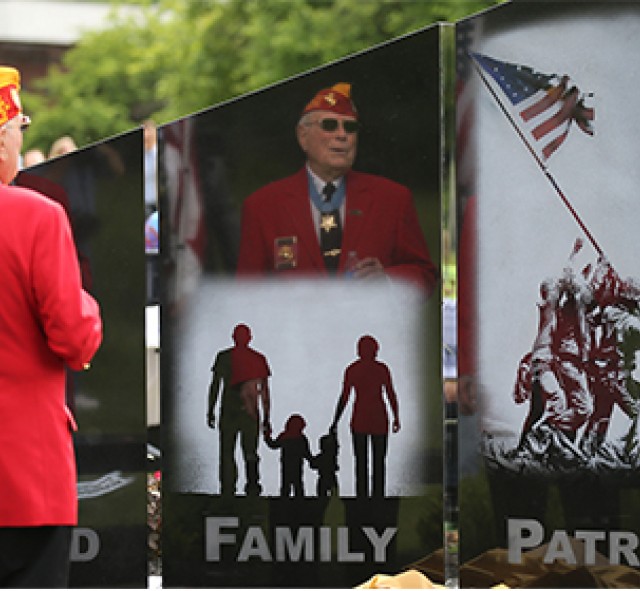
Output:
[472, 53, 594, 160]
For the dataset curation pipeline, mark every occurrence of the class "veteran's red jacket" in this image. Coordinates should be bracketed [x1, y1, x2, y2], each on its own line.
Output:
[236, 168, 438, 295]
[0, 184, 102, 526]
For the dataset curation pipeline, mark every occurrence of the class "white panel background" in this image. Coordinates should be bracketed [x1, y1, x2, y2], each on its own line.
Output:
[473, 9, 640, 439]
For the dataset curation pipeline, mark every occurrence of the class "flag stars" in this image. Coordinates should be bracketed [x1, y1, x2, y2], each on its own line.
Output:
[472, 52, 595, 161]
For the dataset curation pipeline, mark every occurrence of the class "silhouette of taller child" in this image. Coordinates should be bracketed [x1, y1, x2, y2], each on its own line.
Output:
[264, 414, 313, 497]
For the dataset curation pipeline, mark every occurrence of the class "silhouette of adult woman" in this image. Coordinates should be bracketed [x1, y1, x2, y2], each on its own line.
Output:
[331, 335, 400, 498]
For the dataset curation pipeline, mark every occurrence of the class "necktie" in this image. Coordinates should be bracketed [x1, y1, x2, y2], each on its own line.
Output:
[320, 183, 342, 273]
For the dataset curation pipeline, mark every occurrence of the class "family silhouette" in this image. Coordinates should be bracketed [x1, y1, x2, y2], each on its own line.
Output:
[207, 327, 401, 499]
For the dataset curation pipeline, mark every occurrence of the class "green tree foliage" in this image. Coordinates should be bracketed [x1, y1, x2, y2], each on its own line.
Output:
[22, 0, 502, 152]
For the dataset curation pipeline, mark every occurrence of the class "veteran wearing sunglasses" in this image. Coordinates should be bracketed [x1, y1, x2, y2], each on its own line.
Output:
[236, 83, 438, 296]
[0, 66, 102, 588]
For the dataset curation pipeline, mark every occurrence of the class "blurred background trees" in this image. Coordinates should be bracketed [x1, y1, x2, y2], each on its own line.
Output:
[22, 0, 502, 152]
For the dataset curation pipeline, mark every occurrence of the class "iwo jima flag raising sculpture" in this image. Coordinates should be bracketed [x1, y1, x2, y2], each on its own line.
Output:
[471, 53, 640, 474]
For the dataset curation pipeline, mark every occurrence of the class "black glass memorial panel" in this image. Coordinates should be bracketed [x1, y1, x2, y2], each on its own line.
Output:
[160, 24, 444, 588]
[16, 130, 147, 588]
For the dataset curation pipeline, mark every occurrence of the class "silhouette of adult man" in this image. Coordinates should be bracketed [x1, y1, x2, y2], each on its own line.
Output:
[207, 324, 271, 496]
[331, 335, 400, 498]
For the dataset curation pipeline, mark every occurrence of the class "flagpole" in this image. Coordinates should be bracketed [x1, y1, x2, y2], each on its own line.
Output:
[469, 54, 604, 257]
[541, 170, 602, 257]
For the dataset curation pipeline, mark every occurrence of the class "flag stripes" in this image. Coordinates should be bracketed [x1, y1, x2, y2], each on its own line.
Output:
[471, 53, 594, 161]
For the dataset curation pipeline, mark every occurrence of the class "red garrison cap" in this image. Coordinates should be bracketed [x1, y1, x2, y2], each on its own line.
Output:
[0, 67, 21, 127]
[302, 82, 357, 118]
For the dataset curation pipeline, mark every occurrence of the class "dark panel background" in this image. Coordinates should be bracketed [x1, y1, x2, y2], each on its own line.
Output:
[16, 130, 147, 588]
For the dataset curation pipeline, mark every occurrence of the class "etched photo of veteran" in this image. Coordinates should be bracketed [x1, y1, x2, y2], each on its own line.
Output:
[236, 83, 438, 296]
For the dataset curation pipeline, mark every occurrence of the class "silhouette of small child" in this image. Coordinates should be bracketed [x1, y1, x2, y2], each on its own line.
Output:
[264, 414, 313, 497]
[311, 431, 339, 497]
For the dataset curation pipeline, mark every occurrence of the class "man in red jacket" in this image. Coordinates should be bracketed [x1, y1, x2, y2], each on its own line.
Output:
[0, 66, 103, 588]
[236, 83, 438, 296]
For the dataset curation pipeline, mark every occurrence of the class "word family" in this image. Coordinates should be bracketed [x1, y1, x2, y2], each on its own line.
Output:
[205, 517, 397, 563]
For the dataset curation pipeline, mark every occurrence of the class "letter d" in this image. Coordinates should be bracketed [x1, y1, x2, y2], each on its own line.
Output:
[508, 518, 543, 564]
[70, 528, 100, 562]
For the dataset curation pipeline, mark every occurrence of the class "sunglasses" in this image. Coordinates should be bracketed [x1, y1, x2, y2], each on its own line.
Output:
[312, 118, 360, 134]
[18, 114, 31, 131]
[2, 114, 31, 132]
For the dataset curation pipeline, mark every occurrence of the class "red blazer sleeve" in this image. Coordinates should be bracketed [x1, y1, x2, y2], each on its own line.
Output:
[384, 185, 439, 295]
[344, 173, 439, 295]
[32, 199, 102, 370]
